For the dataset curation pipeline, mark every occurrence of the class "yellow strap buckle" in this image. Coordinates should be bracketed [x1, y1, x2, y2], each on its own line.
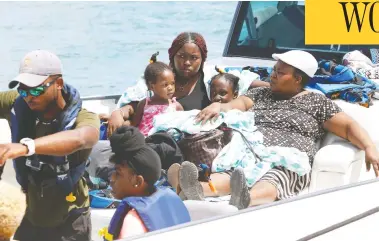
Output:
[66, 192, 76, 202]
[99, 227, 114, 241]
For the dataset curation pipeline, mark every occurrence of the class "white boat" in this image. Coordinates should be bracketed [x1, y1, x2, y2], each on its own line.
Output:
[83, 1, 379, 240]
[1, 1, 378, 240]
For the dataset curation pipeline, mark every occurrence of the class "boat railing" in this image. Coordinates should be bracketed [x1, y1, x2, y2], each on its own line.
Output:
[81, 94, 121, 104]
[124, 177, 379, 241]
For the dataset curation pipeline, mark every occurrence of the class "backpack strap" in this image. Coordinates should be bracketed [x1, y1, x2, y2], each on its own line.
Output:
[220, 126, 262, 163]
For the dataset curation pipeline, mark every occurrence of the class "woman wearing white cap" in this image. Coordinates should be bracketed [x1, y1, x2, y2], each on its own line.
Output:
[180, 50, 379, 210]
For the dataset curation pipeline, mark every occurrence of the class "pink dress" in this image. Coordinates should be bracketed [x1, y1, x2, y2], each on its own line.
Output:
[138, 97, 177, 136]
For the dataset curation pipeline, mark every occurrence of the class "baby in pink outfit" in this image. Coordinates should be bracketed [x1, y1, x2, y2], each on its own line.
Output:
[132, 52, 183, 136]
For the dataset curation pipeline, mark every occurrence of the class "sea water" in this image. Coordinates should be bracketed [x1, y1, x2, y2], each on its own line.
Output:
[0, 1, 237, 96]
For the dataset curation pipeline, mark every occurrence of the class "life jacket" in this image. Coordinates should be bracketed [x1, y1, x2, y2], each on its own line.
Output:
[10, 84, 85, 197]
[101, 187, 190, 241]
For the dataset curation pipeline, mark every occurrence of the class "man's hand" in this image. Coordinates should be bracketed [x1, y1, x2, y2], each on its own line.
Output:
[0, 143, 28, 166]
[365, 145, 379, 177]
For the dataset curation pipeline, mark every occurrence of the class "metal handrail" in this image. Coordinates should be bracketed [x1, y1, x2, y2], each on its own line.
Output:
[81, 94, 121, 104]
[297, 206, 379, 240]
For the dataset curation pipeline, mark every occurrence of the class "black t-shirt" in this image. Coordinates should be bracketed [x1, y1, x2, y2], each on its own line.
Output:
[177, 77, 211, 111]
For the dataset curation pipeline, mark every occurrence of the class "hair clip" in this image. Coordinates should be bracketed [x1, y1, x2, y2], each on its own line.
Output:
[149, 51, 160, 63]
[215, 65, 225, 74]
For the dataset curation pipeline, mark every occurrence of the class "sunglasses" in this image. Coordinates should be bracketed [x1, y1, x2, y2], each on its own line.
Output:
[17, 76, 59, 98]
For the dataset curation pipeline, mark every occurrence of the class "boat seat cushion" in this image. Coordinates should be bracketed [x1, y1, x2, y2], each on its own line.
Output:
[183, 200, 238, 221]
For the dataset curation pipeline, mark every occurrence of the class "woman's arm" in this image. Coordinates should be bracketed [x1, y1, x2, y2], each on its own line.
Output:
[175, 102, 184, 111]
[249, 80, 270, 89]
[131, 99, 146, 127]
[221, 96, 254, 112]
[196, 96, 253, 125]
[107, 102, 137, 138]
[323, 112, 379, 176]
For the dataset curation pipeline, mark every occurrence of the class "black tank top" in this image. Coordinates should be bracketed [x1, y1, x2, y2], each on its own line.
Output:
[177, 77, 211, 111]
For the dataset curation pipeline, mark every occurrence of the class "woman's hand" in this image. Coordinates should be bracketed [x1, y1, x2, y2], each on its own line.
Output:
[99, 113, 109, 122]
[364, 145, 379, 177]
[107, 109, 126, 138]
[195, 102, 222, 125]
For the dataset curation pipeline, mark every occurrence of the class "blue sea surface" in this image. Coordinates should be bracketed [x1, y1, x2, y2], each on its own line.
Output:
[0, 1, 237, 96]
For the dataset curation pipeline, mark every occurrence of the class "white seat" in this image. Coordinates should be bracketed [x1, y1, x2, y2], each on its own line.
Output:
[82, 100, 112, 115]
[307, 99, 379, 194]
[309, 138, 364, 193]
[91, 208, 116, 241]
[183, 200, 238, 221]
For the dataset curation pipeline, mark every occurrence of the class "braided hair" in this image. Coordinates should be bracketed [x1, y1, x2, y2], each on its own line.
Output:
[210, 66, 240, 93]
[144, 51, 172, 87]
[168, 32, 208, 73]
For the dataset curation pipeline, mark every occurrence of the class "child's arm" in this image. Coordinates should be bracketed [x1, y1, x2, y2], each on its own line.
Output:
[175, 101, 184, 111]
[131, 99, 146, 127]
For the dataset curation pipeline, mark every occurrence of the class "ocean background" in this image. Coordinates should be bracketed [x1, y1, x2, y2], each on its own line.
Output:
[0, 1, 237, 96]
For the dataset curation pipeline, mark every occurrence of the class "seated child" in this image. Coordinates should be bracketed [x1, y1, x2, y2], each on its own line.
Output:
[166, 67, 241, 196]
[0, 182, 26, 241]
[132, 52, 183, 136]
[210, 66, 240, 103]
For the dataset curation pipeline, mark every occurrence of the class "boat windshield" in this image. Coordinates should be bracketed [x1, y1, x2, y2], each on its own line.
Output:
[225, 1, 379, 61]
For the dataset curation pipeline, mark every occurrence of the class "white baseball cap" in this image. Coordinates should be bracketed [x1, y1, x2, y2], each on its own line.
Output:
[9, 50, 63, 89]
[272, 50, 318, 77]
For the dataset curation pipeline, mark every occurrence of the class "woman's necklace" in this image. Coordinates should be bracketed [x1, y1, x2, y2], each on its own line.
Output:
[177, 74, 201, 92]
[177, 81, 190, 92]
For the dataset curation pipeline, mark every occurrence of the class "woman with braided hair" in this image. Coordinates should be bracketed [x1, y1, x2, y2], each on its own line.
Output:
[168, 32, 210, 110]
[106, 32, 211, 137]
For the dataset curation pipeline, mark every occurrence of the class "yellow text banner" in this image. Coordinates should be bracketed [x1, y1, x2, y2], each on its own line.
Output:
[306, 0, 379, 44]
